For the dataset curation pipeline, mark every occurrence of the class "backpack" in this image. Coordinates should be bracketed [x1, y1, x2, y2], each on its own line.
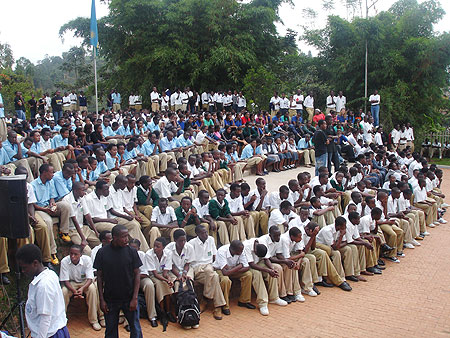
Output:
[175, 279, 200, 327]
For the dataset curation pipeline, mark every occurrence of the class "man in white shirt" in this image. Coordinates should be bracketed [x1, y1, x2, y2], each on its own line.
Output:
[62, 92, 71, 112]
[201, 91, 209, 110]
[212, 240, 255, 314]
[386, 188, 417, 248]
[16, 244, 69, 338]
[268, 185, 290, 210]
[413, 178, 439, 227]
[325, 90, 337, 114]
[150, 87, 160, 112]
[83, 180, 117, 234]
[303, 91, 314, 123]
[226, 183, 255, 240]
[405, 122, 415, 151]
[245, 178, 271, 235]
[369, 89, 380, 126]
[153, 168, 181, 208]
[128, 92, 136, 110]
[237, 92, 246, 113]
[293, 89, 304, 115]
[188, 225, 226, 320]
[69, 90, 78, 111]
[107, 175, 149, 251]
[60, 244, 101, 331]
[268, 201, 298, 234]
[335, 91, 346, 114]
[270, 92, 281, 115]
[279, 93, 289, 115]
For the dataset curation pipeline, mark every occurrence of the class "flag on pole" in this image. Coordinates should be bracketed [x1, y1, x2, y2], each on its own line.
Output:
[90, 0, 99, 50]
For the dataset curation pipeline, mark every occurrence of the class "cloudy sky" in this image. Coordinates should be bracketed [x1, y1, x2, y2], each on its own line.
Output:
[0, 0, 449, 64]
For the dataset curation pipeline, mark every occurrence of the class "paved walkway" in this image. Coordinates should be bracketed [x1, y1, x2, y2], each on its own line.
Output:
[66, 168, 450, 337]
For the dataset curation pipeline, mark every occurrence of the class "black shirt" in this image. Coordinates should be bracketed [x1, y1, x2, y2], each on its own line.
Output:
[38, 98, 45, 111]
[14, 97, 24, 111]
[51, 95, 63, 111]
[28, 99, 37, 112]
[313, 129, 327, 157]
[325, 126, 337, 152]
[93, 244, 142, 302]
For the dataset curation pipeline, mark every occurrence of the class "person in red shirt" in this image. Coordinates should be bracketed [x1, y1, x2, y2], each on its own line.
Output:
[312, 109, 326, 126]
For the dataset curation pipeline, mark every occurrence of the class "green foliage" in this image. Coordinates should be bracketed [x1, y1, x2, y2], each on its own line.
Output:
[243, 66, 278, 111]
[0, 42, 14, 69]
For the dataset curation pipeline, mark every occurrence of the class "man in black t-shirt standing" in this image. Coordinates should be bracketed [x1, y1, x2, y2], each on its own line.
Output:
[51, 90, 63, 121]
[312, 119, 329, 176]
[28, 94, 37, 118]
[94, 224, 143, 337]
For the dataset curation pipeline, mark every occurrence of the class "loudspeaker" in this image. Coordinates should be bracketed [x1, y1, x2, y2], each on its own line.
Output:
[0, 175, 29, 239]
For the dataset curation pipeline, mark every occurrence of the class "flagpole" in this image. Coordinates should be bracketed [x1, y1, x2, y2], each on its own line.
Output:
[93, 46, 98, 114]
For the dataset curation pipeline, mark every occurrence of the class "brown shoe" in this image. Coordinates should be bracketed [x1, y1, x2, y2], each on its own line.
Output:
[415, 236, 424, 241]
[360, 270, 373, 276]
[213, 308, 222, 320]
[357, 275, 367, 282]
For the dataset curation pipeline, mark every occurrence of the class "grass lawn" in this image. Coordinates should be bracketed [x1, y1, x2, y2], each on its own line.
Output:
[429, 158, 450, 166]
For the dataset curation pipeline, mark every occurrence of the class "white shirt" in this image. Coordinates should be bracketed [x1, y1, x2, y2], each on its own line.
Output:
[26, 268, 67, 338]
[326, 95, 337, 109]
[268, 209, 296, 228]
[270, 96, 281, 110]
[212, 244, 249, 269]
[91, 244, 102, 271]
[69, 93, 77, 104]
[304, 95, 314, 108]
[192, 198, 209, 218]
[369, 94, 380, 105]
[288, 217, 310, 230]
[413, 186, 427, 203]
[279, 231, 304, 257]
[258, 234, 282, 259]
[201, 92, 209, 104]
[188, 236, 217, 267]
[279, 97, 289, 109]
[358, 214, 375, 234]
[122, 186, 137, 211]
[293, 94, 304, 110]
[344, 218, 360, 243]
[60, 255, 94, 283]
[145, 248, 172, 273]
[84, 190, 109, 219]
[387, 195, 399, 214]
[243, 238, 260, 263]
[153, 176, 178, 198]
[238, 96, 246, 108]
[107, 185, 125, 217]
[316, 224, 340, 246]
[151, 206, 176, 224]
[268, 191, 287, 209]
[63, 192, 89, 230]
[398, 194, 411, 212]
[226, 194, 244, 213]
[129, 95, 136, 105]
[335, 95, 346, 112]
[27, 182, 37, 204]
[248, 189, 270, 211]
[165, 242, 194, 271]
[150, 91, 160, 102]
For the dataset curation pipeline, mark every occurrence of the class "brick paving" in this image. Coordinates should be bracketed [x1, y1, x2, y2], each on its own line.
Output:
[66, 168, 450, 337]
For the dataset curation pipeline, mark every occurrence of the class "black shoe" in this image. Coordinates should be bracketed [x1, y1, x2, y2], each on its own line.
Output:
[381, 243, 393, 252]
[167, 312, 177, 323]
[385, 256, 400, 263]
[1, 274, 10, 285]
[377, 259, 385, 266]
[222, 308, 231, 315]
[346, 275, 359, 282]
[367, 267, 382, 274]
[315, 280, 333, 288]
[150, 319, 158, 327]
[312, 285, 321, 295]
[288, 295, 297, 303]
[338, 281, 352, 291]
[237, 302, 256, 309]
[280, 296, 292, 304]
[374, 264, 385, 270]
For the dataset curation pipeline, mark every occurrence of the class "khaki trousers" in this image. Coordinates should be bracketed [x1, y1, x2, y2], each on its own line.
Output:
[115, 217, 149, 252]
[0, 238, 9, 273]
[414, 202, 437, 225]
[350, 243, 365, 274]
[28, 213, 52, 263]
[217, 270, 253, 309]
[392, 218, 413, 244]
[298, 149, 315, 165]
[312, 214, 327, 229]
[250, 211, 269, 236]
[282, 264, 301, 296]
[62, 281, 99, 325]
[337, 245, 357, 277]
[380, 224, 404, 257]
[226, 217, 247, 241]
[151, 102, 159, 112]
[68, 225, 101, 256]
[209, 221, 230, 247]
[113, 103, 121, 112]
[150, 274, 174, 304]
[251, 261, 283, 307]
[191, 264, 226, 308]
[246, 157, 262, 170]
[140, 277, 157, 319]
[362, 239, 378, 268]
[307, 247, 345, 285]
[306, 108, 314, 123]
[157, 153, 170, 173]
[410, 209, 426, 233]
[233, 162, 247, 182]
[0, 118, 7, 141]
[93, 222, 116, 233]
[45, 153, 65, 172]
[148, 155, 160, 177]
[210, 172, 225, 192]
[11, 159, 34, 182]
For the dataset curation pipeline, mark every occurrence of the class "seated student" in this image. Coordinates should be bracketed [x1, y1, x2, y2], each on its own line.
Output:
[63, 182, 101, 256]
[425, 171, 447, 221]
[312, 185, 341, 224]
[413, 178, 439, 227]
[268, 200, 298, 234]
[149, 197, 178, 246]
[107, 175, 150, 252]
[75, 155, 96, 187]
[129, 239, 158, 328]
[174, 196, 209, 238]
[3, 131, 35, 181]
[89, 148, 112, 182]
[268, 185, 290, 210]
[279, 226, 318, 301]
[343, 211, 381, 276]
[122, 174, 151, 234]
[374, 191, 404, 263]
[146, 237, 176, 323]
[33, 128, 66, 172]
[209, 188, 245, 242]
[60, 244, 101, 331]
[188, 225, 227, 320]
[31, 163, 72, 261]
[240, 138, 265, 176]
[226, 183, 255, 240]
[21, 136, 47, 178]
[296, 134, 315, 167]
[316, 217, 361, 283]
[193, 190, 229, 245]
[51, 127, 76, 160]
[243, 178, 271, 236]
[225, 143, 247, 183]
[212, 150, 232, 186]
[213, 240, 255, 315]
[52, 163, 75, 202]
[136, 175, 159, 222]
[309, 197, 336, 229]
[399, 188, 428, 238]
[287, 178, 309, 210]
[153, 168, 182, 208]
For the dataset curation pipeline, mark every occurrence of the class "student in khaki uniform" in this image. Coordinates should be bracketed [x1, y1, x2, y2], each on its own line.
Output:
[136, 175, 159, 223]
[213, 240, 255, 315]
[60, 245, 101, 331]
[316, 217, 362, 283]
[242, 234, 288, 316]
[149, 198, 178, 246]
[209, 189, 245, 242]
[242, 178, 271, 236]
[188, 225, 227, 320]
[414, 178, 439, 227]
[268, 201, 298, 234]
[226, 183, 255, 240]
[174, 196, 209, 237]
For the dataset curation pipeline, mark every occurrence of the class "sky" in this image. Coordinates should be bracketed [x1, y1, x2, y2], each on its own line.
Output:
[0, 0, 449, 64]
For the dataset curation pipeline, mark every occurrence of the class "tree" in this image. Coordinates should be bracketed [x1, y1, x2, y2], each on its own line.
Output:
[0, 42, 14, 69]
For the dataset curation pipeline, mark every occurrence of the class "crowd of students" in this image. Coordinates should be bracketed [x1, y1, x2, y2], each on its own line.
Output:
[0, 84, 448, 338]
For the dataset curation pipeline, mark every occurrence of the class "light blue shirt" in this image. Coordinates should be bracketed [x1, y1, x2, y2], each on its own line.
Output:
[177, 135, 192, 147]
[112, 92, 121, 104]
[75, 168, 88, 182]
[20, 143, 29, 158]
[105, 152, 118, 170]
[102, 124, 114, 137]
[53, 170, 72, 200]
[31, 177, 58, 207]
[0, 93, 4, 118]
[123, 148, 137, 161]
[51, 134, 68, 148]
[297, 138, 312, 150]
[54, 125, 62, 132]
[141, 140, 158, 156]
[147, 121, 160, 133]
[0, 147, 10, 165]
[116, 126, 131, 136]
[255, 145, 263, 155]
[2, 140, 19, 161]
[30, 142, 41, 154]
[90, 161, 108, 181]
[240, 144, 254, 160]
[160, 137, 177, 152]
